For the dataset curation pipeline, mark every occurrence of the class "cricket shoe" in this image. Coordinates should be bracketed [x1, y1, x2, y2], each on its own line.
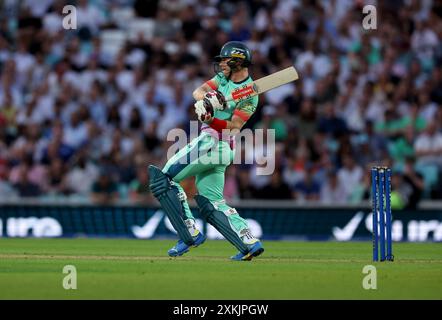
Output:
[230, 241, 264, 261]
[168, 232, 206, 257]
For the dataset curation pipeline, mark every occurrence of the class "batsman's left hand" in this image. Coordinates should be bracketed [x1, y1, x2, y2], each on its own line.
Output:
[203, 90, 227, 111]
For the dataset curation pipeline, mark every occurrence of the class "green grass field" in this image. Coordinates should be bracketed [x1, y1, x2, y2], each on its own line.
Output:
[0, 238, 441, 300]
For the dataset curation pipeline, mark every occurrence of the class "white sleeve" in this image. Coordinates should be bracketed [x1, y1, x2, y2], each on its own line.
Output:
[414, 136, 428, 152]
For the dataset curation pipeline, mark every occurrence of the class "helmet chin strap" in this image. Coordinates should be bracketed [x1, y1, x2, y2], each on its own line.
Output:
[226, 59, 243, 79]
[213, 59, 243, 79]
[228, 59, 242, 71]
[226, 68, 233, 80]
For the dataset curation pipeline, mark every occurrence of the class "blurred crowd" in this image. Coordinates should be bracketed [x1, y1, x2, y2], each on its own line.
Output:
[0, 0, 441, 209]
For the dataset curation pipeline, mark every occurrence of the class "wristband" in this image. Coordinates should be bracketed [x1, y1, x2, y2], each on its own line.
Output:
[209, 118, 227, 132]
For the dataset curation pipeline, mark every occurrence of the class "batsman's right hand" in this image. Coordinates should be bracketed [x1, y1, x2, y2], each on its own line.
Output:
[194, 100, 213, 123]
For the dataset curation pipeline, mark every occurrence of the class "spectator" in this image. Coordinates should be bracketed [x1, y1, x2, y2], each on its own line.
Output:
[12, 165, 41, 197]
[65, 153, 99, 196]
[91, 171, 119, 204]
[64, 111, 88, 150]
[128, 166, 155, 204]
[293, 165, 321, 201]
[388, 126, 416, 163]
[317, 102, 348, 138]
[236, 168, 257, 199]
[375, 109, 405, 139]
[228, 14, 251, 42]
[295, 98, 317, 140]
[253, 105, 288, 141]
[320, 170, 347, 204]
[256, 170, 292, 200]
[390, 173, 407, 210]
[337, 154, 364, 202]
[349, 170, 373, 204]
[153, 9, 179, 39]
[414, 121, 442, 167]
[46, 158, 70, 196]
[364, 120, 389, 162]
[76, 0, 107, 36]
[180, 5, 201, 41]
[401, 157, 425, 209]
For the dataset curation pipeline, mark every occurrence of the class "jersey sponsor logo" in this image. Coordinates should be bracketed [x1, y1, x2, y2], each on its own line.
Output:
[231, 85, 255, 100]
[239, 103, 256, 114]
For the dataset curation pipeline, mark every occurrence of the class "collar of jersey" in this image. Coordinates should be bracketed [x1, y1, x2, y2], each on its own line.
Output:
[232, 76, 251, 84]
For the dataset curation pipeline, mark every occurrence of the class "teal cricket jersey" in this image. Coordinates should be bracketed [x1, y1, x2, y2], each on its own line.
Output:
[206, 72, 259, 123]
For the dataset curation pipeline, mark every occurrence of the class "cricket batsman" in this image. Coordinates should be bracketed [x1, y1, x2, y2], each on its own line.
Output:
[148, 41, 264, 261]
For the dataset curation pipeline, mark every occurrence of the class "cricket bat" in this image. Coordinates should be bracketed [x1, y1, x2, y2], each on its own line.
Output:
[227, 66, 299, 103]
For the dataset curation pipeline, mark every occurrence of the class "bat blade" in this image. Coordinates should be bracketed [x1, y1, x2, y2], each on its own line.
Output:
[228, 66, 299, 103]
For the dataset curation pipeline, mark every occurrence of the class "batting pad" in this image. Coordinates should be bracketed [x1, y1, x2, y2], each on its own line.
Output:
[195, 195, 249, 254]
[149, 165, 194, 245]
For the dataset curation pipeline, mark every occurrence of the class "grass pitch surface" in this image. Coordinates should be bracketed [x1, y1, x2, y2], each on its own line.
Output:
[0, 239, 440, 299]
